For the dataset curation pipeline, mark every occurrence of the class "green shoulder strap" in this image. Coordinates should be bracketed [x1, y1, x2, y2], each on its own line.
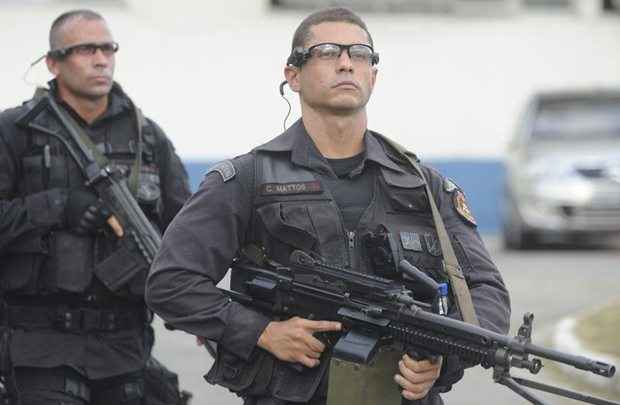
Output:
[128, 105, 144, 196]
[374, 133, 480, 326]
[36, 87, 143, 196]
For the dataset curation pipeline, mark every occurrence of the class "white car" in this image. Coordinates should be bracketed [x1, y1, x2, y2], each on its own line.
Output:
[502, 89, 620, 249]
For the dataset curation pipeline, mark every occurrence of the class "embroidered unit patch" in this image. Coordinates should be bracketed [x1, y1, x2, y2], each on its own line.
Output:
[453, 190, 477, 226]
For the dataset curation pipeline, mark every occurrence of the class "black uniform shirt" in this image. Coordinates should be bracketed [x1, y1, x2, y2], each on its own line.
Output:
[0, 82, 191, 378]
[324, 152, 373, 231]
[147, 120, 511, 370]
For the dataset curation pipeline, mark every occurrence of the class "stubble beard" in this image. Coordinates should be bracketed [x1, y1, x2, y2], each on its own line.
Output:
[66, 80, 112, 103]
[308, 92, 371, 117]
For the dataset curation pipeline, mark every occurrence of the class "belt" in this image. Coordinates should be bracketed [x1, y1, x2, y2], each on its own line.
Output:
[6, 305, 146, 332]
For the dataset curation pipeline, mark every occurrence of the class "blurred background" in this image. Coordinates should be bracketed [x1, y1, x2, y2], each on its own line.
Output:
[1, 0, 619, 404]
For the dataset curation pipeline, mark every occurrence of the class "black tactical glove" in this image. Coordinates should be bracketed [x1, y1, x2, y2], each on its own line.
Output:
[64, 188, 110, 235]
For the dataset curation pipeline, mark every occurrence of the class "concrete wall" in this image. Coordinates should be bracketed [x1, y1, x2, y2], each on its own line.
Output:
[1, 1, 618, 231]
[1, 1, 619, 160]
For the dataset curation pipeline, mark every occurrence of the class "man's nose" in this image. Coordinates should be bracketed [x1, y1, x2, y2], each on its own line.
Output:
[336, 50, 354, 72]
[92, 48, 111, 66]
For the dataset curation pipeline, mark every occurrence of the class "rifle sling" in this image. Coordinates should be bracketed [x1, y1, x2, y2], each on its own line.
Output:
[37, 89, 148, 288]
[39, 87, 142, 196]
[374, 134, 480, 326]
[128, 104, 144, 196]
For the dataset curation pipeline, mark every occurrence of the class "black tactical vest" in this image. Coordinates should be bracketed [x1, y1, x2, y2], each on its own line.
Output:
[230, 142, 449, 402]
[248, 146, 447, 281]
[0, 99, 162, 298]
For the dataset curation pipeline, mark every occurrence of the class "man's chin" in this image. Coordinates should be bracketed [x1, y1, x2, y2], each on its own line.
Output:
[326, 99, 365, 115]
[80, 86, 113, 101]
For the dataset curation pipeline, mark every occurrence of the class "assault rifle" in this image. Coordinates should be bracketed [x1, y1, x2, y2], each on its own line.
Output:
[18, 90, 161, 290]
[223, 250, 618, 405]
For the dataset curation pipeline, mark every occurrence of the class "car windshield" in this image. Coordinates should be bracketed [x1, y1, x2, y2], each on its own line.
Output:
[533, 97, 620, 139]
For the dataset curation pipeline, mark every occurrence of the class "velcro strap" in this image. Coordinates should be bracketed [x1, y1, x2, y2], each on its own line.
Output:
[98, 380, 144, 403]
[65, 375, 92, 401]
[7, 305, 145, 332]
[14, 367, 91, 402]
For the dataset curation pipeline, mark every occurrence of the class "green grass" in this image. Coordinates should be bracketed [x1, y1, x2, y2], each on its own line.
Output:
[533, 301, 620, 403]
[575, 300, 620, 358]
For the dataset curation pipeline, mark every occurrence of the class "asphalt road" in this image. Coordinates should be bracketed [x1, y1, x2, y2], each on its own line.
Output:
[151, 236, 620, 405]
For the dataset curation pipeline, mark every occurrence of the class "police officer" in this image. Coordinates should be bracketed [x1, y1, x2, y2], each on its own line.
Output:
[146, 7, 510, 405]
[0, 9, 191, 405]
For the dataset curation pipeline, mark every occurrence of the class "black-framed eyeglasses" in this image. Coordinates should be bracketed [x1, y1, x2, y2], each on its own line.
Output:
[48, 42, 119, 59]
[291, 43, 379, 67]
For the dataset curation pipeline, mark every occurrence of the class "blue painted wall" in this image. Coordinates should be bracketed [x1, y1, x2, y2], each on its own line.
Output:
[184, 160, 504, 233]
[430, 160, 504, 233]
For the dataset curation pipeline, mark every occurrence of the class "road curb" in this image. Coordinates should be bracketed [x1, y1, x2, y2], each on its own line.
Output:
[552, 314, 620, 396]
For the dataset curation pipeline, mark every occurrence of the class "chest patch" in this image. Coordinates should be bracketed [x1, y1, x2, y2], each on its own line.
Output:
[423, 233, 442, 257]
[259, 181, 322, 196]
[400, 232, 423, 252]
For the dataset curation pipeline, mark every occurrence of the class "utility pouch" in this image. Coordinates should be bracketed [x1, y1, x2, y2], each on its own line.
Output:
[327, 347, 402, 405]
[144, 356, 192, 405]
[20, 154, 45, 194]
[204, 346, 273, 397]
[44, 231, 93, 293]
[94, 241, 146, 292]
[5, 235, 47, 255]
[0, 254, 45, 292]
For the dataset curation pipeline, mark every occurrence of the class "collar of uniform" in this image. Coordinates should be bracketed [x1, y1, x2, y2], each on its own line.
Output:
[47, 79, 132, 127]
[254, 119, 333, 174]
[363, 131, 408, 174]
[253, 119, 302, 152]
[255, 120, 410, 176]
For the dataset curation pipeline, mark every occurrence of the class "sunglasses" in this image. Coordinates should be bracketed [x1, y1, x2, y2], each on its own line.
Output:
[48, 42, 119, 59]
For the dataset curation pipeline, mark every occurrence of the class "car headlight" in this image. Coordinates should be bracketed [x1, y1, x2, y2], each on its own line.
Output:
[524, 159, 574, 180]
[523, 159, 594, 205]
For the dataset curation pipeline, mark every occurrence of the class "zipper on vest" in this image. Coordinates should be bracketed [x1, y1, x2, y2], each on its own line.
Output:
[347, 231, 356, 269]
[42, 144, 51, 188]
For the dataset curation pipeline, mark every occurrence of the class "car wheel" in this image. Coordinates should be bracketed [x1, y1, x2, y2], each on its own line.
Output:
[502, 192, 537, 250]
[502, 217, 537, 250]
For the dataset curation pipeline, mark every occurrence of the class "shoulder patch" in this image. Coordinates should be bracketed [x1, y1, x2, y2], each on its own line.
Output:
[206, 160, 236, 182]
[453, 190, 477, 226]
[443, 177, 459, 193]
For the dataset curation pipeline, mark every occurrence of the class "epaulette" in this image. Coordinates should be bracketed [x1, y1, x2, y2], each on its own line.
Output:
[206, 160, 236, 182]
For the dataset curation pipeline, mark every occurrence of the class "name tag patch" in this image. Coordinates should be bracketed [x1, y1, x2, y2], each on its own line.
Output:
[260, 181, 322, 196]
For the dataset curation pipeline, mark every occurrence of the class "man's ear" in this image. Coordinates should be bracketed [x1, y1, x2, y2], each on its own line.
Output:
[46, 56, 59, 76]
[370, 66, 378, 92]
[284, 65, 301, 93]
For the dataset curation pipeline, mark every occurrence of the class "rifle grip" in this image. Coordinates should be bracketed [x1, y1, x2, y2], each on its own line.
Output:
[400, 350, 441, 405]
[407, 350, 440, 364]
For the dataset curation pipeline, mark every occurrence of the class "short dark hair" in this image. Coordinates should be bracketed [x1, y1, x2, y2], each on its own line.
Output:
[291, 7, 374, 51]
[49, 9, 105, 50]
